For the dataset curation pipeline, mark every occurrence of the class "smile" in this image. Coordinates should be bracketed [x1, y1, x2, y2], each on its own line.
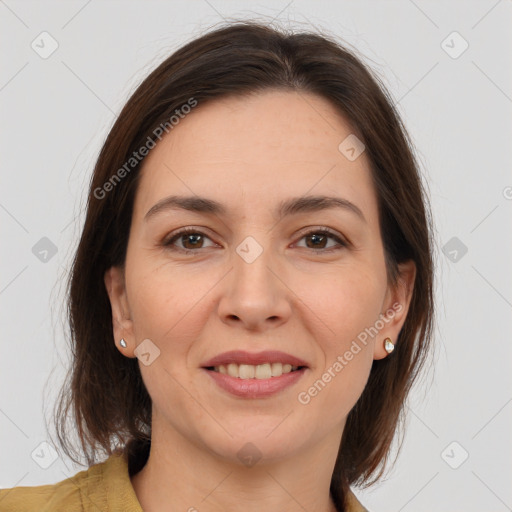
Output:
[203, 366, 307, 398]
[208, 362, 303, 379]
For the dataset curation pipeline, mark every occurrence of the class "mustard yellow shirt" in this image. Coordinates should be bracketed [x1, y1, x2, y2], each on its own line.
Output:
[0, 452, 369, 511]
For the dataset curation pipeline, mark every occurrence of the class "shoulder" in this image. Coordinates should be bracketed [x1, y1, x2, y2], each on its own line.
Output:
[345, 487, 371, 512]
[0, 468, 89, 512]
[0, 453, 130, 512]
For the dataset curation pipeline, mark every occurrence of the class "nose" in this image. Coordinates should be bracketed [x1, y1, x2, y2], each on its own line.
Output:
[217, 241, 292, 331]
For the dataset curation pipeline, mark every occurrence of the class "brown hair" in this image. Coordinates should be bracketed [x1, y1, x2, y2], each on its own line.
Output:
[51, 20, 436, 509]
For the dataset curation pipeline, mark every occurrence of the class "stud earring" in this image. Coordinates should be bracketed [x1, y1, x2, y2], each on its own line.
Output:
[384, 337, 394, 354]
[119, 338, 127, 348]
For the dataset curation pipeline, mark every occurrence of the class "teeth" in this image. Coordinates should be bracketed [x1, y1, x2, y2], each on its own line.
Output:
[239, 364, 255, 379]
[213, 362, 300, 379]
[255, 363, 271, 379]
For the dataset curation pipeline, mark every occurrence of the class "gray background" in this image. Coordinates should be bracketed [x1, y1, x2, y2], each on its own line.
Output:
[1, 1, 511, 511]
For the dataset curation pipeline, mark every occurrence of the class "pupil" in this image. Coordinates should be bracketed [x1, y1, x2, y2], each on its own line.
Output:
[184, 234, 202, 248]
[307, 234, 326, 249]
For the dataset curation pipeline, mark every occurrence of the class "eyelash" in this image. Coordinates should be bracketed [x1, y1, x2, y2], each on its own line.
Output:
[162, 227, 348, 255]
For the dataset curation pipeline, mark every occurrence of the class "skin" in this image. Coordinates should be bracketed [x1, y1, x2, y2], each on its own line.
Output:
[104, 90, 415, 512]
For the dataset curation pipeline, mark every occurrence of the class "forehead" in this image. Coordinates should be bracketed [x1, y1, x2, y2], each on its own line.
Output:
[133, 90, 377, 223]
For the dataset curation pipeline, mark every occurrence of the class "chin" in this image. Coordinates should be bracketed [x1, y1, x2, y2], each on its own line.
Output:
[202, 424, 308, 465]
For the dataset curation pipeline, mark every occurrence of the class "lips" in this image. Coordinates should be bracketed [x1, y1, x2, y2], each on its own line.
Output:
[201, 350, 309, 369]
[201, 350, 309, 398]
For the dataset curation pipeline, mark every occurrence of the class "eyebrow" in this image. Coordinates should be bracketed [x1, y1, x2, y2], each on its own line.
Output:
[144, 194, 366, 223]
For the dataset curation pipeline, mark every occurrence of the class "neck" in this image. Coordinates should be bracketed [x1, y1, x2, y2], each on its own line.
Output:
[130, 420, 343, 512]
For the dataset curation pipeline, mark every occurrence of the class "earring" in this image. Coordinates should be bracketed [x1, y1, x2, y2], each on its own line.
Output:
[119, 338, 127, 348]
[384, 337, 394, 354]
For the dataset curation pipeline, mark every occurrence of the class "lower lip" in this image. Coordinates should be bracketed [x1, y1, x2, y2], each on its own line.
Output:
[203, 367, 307, 398]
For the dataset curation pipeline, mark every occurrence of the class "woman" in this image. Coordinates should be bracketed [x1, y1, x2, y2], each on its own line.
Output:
[0, 20, 435, 512]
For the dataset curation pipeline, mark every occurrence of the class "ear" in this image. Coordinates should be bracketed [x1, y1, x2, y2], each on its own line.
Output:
[373, 260, 416, 360]
[104, 266, 136, 358]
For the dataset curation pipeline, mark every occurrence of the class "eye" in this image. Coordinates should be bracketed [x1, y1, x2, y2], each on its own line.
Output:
[163, 227, 217, 253]
[163, 226, 348, 254]
[294, 228, 347, 252]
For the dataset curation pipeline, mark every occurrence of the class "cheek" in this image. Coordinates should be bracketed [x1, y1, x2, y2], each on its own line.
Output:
[126, 259, 215, 345]
[300, 263, 385, 345]
[301, 268, 383, 416]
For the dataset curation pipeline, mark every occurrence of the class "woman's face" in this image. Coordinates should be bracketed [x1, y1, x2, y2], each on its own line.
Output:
[105, 90, 414, 463]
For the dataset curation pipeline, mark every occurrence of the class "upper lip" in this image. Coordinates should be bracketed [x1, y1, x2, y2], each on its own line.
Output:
[201, 350, 309, 368]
